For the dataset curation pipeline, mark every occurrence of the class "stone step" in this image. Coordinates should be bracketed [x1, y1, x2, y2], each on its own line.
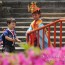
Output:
[0, 26, 65, 31]
[4, 41, 65, 47]
[0, 21, 65, 26]
[0, 25, 65, 29]
[0, 46, 24, 52]
[11, 12, 65, 17]
[0, 17, 65, 25]
[10, 7, 65, 9]
[17, 36, 65, 39]
[0, 42, 26, 47]
[3, 11, 65, 17]
[3, 0, 65, 2]
[2, 13, 65, 17]
[11, 7, 65, 12]
[11, 7, 65, 13]
[2, 1, 65, 8]
[0, 31, 26, 33]
[1, 30, 65, 33]
[2, 10, 65, 18]
[0, 34, 64, 42]
[6, 32, 65, 37]
[0, 21, 65, 28]
[42, 13, 65, 17]
[1, 17, 65, 22]
[0, 41, 65, 47]
[18, 42, 65, 47]
[16, 36, 65, 42]
[0, 30, 65, 33]
[16, 41, 65, 45]
[0, 41, 65, 52]
[0, 31, 65, 37]
[0, 21, 56, 24]
[15, 33, 65, 37]
[2, 1, 65, 17]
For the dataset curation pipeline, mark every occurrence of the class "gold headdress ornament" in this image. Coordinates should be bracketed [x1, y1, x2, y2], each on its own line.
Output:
[28, 2, 40, 13]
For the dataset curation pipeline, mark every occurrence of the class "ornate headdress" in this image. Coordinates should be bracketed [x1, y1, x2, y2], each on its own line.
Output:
[28, 2, 40, 13]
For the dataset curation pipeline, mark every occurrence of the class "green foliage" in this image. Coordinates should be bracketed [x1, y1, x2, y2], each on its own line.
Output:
[19, 43, 30, 50]
[19, 42, 41, 54]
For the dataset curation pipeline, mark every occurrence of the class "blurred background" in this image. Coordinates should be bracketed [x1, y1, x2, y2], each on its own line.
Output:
[0, 0, 65, 52]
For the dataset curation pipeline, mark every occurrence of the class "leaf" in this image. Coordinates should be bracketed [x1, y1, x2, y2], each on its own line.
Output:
[19, 43, 30, 50]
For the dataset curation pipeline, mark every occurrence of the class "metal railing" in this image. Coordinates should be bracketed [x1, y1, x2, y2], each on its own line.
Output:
[26, 19, 65, 48]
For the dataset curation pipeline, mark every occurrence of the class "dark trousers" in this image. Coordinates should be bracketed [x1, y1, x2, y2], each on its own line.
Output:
[34, 38, 37, 47]
[34, 38, 41, 49]
[2, 45, 15, 53]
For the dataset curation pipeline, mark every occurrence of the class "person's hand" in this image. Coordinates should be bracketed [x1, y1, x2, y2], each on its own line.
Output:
[0, 41, 3, 44]
[17, 39, 21, 43]
[12, 39, 16, 42]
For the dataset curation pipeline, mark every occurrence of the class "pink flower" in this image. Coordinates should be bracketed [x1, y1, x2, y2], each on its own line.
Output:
[2, 58, 9, 65]
[17, 53, 29, 65]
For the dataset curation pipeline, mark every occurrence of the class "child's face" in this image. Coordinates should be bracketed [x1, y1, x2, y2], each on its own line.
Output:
[8, 22, 16, 30]
[32, 13, 40, 21]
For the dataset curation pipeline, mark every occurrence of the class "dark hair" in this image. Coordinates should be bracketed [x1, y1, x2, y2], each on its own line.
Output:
[7, 18, 16, 24]
[32, 10, 41, 14]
